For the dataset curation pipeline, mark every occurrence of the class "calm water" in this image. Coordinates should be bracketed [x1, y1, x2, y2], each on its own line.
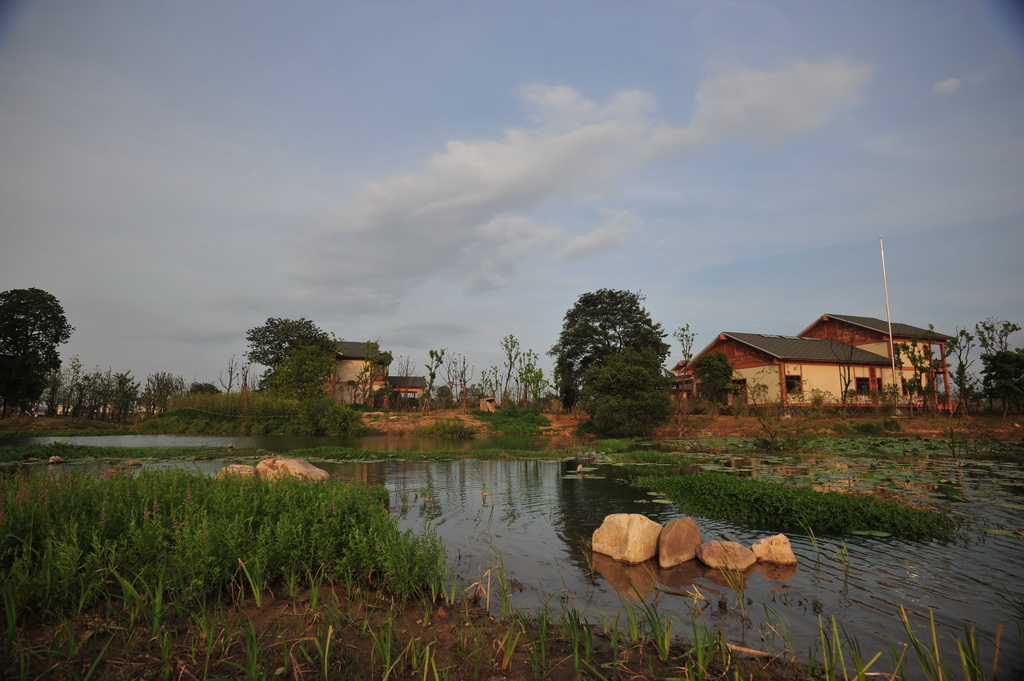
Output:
[6, 445, 1023, 678]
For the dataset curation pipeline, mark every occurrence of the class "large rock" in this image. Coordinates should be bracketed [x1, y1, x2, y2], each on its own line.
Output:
[751, 534, 797, 565]
[256, 458, 330, 482]
[659, 517, 703, 568]
[592, 513, 662, 564]
[216, 464, 257, 479]
[696, 540, 756, 571]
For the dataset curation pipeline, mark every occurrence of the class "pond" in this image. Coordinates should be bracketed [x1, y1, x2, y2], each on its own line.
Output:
[7, 449, 1024, 678]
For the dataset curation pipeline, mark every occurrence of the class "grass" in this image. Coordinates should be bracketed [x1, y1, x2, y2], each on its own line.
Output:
[637, 470, 959, 541]
[472, 405, 551, 436]
[0, 442, 572, 464]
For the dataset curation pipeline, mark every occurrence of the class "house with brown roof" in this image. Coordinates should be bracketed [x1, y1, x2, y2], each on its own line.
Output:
[674, 314, 952, 410]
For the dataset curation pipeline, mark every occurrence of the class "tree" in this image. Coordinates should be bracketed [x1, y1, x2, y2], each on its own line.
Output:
[578, 348, 671, 436]
[549, 289, 670, 410]
[981, 349, 1024, 417]
[244, 317, 334, 385]
[189, 382, 220, 394]
[0, 288, 74, 416]
[976, 317, 1020, 354]
[218, 355, 241, 394]
[945, 328, 976, 416]
[141, 372, 186, 415]
[499, 335, 522, 407]
[692, 351, 733, 405]
[422, 348, 446, 415]
[264, 345, 335, 402]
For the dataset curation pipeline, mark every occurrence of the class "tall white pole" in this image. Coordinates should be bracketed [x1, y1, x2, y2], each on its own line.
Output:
[880, 236, 899, 403]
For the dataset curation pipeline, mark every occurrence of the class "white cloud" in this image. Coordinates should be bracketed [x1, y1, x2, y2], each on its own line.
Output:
[287, 61, 872, 311]
[560, 210, 640, 260]
[932, 77, 961, 95]
[652, 59, 873, 151]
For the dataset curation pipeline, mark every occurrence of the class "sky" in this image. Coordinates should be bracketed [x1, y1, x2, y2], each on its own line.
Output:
[2, 0, 1023, 387]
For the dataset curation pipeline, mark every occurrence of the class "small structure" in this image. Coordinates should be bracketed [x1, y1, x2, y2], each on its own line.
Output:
[479, 397, 497, 413]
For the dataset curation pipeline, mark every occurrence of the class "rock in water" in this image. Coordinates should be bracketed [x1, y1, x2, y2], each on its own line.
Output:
[592, 513, 662, 564]
[696, 540, 756, 571]
[751, 534, 797, 565]
[255, 458, 330, 481]
[659, 517, 703, 568]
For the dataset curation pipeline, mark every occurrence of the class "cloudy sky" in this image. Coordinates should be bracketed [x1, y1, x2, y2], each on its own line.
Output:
[2, 0, 1023, 385]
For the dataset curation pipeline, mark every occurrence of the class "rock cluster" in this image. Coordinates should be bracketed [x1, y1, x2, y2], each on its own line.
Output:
[214, 458, 330, 481]
[592, 513, 796, 571]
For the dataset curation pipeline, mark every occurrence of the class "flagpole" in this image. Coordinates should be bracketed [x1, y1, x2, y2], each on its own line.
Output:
[880, 236, 899, 407]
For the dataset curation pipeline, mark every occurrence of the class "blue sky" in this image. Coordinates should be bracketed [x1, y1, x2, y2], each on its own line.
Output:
[2, 0, 1022, 385]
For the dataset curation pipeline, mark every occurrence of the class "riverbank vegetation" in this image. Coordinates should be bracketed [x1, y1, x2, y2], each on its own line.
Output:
[636, 470, 958, 541]
[4, 467, 1010, 680]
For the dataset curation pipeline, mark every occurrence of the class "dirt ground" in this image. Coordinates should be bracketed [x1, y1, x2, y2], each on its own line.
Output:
[358, 409, 1024, 441]
[2, 411, 1021, 442]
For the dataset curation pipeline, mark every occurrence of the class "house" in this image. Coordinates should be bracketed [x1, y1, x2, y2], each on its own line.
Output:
[328, 341, 428, 405]
[388, 376, 427, 400]
[328, 341, 391, 404]
[799, 314, 952, 408]
[674, 314, 952, 410]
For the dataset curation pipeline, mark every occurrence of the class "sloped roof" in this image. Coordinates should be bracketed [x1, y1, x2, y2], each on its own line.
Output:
[335, 341, 372, 358]
[806, 314, 953, 341]
[388, 376, 427, 389]
[722, 332, 893, 365]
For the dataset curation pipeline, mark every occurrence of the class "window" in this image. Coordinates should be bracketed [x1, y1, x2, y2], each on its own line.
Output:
[856, 377, 871, 393]
[785, 375, 802, 393]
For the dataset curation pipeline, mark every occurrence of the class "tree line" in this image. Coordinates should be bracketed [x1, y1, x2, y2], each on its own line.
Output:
[3, 286, 1022, 432]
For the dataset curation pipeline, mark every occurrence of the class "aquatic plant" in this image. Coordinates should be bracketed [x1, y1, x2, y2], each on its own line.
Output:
[637, 470, 958, 540]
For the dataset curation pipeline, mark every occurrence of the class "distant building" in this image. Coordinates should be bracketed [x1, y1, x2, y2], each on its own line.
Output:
[327, 341, 428, 405]
[673, 314, 952, 410]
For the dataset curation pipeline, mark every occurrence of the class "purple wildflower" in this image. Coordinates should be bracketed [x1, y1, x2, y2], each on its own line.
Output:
[186, 488, 193, 502]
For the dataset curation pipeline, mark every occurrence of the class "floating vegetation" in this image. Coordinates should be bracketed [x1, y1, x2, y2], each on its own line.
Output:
[636, 471, 959, 541]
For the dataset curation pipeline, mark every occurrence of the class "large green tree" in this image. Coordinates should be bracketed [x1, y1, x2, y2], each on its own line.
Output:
[549, 289, 670, 410]
[264, 345, 336, 401]
[692, 351, 734, 405]
[981, 348, 1024, 417]
[578, 347, 671, 436]
[244, 317, 334, 385]
[0, 288, 74, 416]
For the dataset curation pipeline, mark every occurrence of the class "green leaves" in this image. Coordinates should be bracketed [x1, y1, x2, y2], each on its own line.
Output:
[550, 288, 669, 410]
[639, 471, 957, 541]
[0, 288, 74, 414]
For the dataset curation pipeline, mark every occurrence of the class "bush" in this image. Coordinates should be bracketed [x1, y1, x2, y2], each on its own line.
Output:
[420, 417, 477, 438]
[832, 418, 903, 436]
[473, 405, 550, 435]
[321, 404, 363, 435]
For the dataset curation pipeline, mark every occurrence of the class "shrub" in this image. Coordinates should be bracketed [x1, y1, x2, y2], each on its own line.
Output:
[473, 405, 550, 435]
[421, 417, 477, 438]
[321, 403, 363, 435]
